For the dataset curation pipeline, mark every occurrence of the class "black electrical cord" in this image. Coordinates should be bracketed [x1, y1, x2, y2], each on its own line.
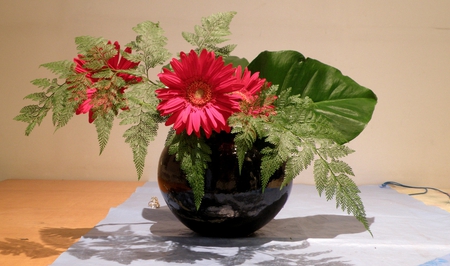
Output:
[380, 181, 450, 200]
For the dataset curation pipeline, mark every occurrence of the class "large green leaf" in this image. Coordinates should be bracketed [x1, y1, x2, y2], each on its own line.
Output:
[223, 55, 249, 69]
[247, 50, 377, 143]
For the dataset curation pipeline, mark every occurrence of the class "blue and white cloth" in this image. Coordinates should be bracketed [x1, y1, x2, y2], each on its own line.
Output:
[51, 183, 450, 266]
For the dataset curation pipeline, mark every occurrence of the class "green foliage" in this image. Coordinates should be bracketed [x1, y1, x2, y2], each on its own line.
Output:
[313, 155, 371, 235]
[275, 89, 348, 144]
[166, 132, 212, 209]
[229, 88, 372, 233]
[248, 50, 377, 143]
[14, 101, 50, 136]
[245, 51, 376, 232]
[40, 60, 76, 77]
[182, 11, 237, 57]
[118, 20, 171, 180]
[229, 115, 259, 174]
[94, 111, 114, 154]
[260, 129, 302, 189]
[76, 37, 115, 70]
[51, 83, 79, 130]
[223, 55, 249, 69]
[75, 36, 106, 56]
[282, 141, 315, 187]
[126, 21, 171, 71]
[119, 81, 166, 179]
[14, 60, 77, 135]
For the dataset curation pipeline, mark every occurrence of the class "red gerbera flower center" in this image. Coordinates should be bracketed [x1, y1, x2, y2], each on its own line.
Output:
[187, 80, 212, 106]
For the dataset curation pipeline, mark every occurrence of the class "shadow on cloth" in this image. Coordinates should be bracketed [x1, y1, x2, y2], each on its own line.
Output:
[144, 207, 374, 246]
[64, 207, 373, 265]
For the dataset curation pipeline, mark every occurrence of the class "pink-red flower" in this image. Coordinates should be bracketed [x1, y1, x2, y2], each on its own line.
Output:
[233, 66, 276, 117]
[233, 66, 265, 103]
[107, 41, 141, 85]
[156, 49, 243, 138]
[72, 41, 141, 123]
[75, 88, 97, 123]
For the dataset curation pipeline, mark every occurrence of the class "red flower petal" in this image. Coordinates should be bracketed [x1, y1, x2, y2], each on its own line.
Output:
[156, 49, 243, 138]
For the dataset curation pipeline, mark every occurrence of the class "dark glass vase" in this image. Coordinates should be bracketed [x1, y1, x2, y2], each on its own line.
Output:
[157, 132, 292, 237]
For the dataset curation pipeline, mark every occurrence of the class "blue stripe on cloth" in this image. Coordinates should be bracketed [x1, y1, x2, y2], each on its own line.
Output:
[420, 254, 450, 266]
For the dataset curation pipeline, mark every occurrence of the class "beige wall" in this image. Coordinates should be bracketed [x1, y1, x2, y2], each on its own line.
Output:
[1, 0, 450, 188]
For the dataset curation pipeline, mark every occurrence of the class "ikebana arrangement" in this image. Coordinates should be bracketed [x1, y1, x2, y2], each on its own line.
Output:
[15, 12, 377, 236]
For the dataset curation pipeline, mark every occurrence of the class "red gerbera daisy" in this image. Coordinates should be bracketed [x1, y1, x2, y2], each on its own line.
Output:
[75, 88, 97, 123]
[107, 41, 141, 85]
[233, 66, 266, 103]
[72, 41, 141, 123]
[234, 66, 276, 117]
[156, 49, 243, 138]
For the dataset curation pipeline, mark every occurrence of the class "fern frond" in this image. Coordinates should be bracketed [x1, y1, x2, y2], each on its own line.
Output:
[94, 111, 114, 154]
[165, 128, 176, 147]
[329, 160, 355, 176]
[91, 69, 114, 79]
[275, 93, 347, 144]
[202, 43, 237, 57]
[166, 132, 211, 209]
[324, 175, 338, 201]
[180, 150, 206, 209]
[14, 104, 51, 136]
[260, 129, 301, 191]
[30, 78, 52, 89]
[250, 89, 372, 233]
[333, 174, 370, 234]
[281, 142, 315, 187]
[125, 81, 162, 110]
[14, 77, 75, 135]
[122, 113, 160, 179]
[51, 83, 77, 130]
[313, 158, 330, 196]
[317, 139, 355, 160]
[24, 92, 47, 104]
[119, 81, 164, 179]
[313, 147, 371, 234]
[182, 11, 237, 56]
[127, 21, 171, 71]
[40, 60, 74, 78]
[229, 115, 258, 173]
[75, 36, 106, 55]
[82, 42, 117, 71]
